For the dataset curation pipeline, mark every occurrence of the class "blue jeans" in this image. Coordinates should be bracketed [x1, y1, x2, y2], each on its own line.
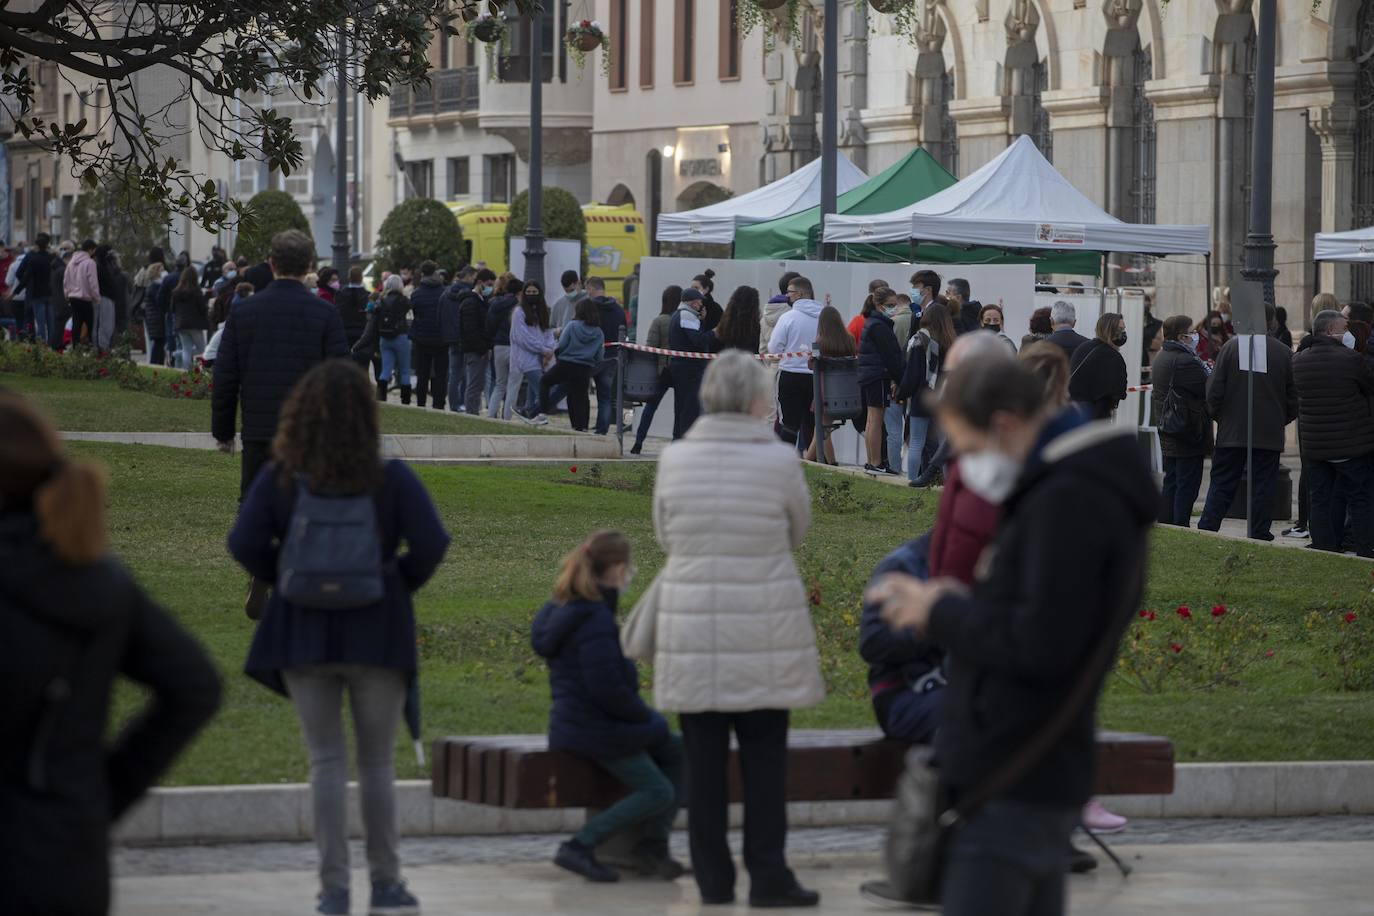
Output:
[574, 733, 684, 849]
[447, 344, 465, 411]
[1307, 455, 1374, 556]
[907, 416, 933, 482]
[940, 799, 1079, 916]
[1198, 447, 1280, 539]
[593, 360, 618, 435]
[520, 368, 543, 414]
[874, 685, 943, 745]
[177, 330, 206, 368]
[1160, 455, 1204, 527]
[883, 401, 905, 471]
[28, 297, 50, 345]
[165, 314, 178, 354]
[379, 334, 411, 388]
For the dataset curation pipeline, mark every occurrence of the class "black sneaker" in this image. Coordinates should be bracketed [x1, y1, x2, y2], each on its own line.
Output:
[554, 840, 619, 883]
[368, 879, 419, 915]
[632, 838, 685, 880]
[316, 888, 350, 915]
[629, 442, 643, 455]
[750, 883, 820, 908]
[863, 463, 884, 474]
[1282, 526, 1310, 539]
[1068, 841, 1098, 874]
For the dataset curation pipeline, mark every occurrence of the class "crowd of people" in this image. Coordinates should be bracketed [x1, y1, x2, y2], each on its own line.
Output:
[4, 223, 1366, 916]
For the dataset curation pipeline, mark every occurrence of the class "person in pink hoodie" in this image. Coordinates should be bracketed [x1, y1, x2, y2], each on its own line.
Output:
[62, 238, 100, 349]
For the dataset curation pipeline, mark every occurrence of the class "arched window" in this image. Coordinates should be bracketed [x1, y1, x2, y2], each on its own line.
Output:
[1354, 0, 1374, 300]
[607, 184, 635, 207]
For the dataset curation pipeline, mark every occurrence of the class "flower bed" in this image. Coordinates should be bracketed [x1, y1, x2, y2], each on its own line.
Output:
[0, 336, 212, 400]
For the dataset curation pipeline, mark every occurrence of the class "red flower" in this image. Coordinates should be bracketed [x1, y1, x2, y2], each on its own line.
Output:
[1169, 642, 1183, 654]
[1146, 610, 1156, 621]
[1265, 649, 1275, 658]
[1138, 609, 1149, 618]
[183, 390, 193, 398]
[569, 465, 578, 473]
[97, 367, 108, 377]
[1211, 604, 1227, 618]
[808, 584, 822, 606]
[1176, 606, 1191, 619]
[1344, 612, 1358, 624]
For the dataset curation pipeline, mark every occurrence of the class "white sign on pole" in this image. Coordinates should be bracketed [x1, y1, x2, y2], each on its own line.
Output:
[1236, 335, 1268, 374]
[508, 238, 581, 294]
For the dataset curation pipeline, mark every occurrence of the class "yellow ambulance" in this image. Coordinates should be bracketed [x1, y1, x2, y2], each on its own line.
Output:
[445, 202, 647, 286]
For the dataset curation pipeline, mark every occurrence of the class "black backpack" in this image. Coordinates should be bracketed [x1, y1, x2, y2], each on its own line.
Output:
[277, 478, 385, 609]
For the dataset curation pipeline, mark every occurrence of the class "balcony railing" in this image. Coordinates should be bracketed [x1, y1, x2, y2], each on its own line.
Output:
[388, 67, 480, 120]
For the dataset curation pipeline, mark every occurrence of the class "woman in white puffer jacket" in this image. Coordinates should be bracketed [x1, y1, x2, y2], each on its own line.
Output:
[649, 349, 825, 909]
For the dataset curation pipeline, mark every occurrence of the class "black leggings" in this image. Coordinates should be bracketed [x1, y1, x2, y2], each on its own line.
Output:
[777, 370, 814, 452]
[540, 360, 593, 431]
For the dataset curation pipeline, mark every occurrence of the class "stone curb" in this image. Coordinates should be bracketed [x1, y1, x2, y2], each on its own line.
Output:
[113, 761, 1374, 846]
[59, 431, 621, 460]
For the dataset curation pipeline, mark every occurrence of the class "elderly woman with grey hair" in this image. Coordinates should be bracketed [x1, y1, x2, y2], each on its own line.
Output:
[645, 350, 824, 908]
[352, 274, 413, 403]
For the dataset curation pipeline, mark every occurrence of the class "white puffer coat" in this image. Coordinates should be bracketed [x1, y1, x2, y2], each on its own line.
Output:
[649, 413, 826, 713]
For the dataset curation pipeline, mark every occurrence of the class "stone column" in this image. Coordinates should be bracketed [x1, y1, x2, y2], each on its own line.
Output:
[1310, 105, 1356, 302]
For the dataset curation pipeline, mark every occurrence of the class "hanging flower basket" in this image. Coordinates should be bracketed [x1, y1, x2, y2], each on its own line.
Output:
[735, 0, 803, 51]
[868, 0, 905, 12]
[467, 13, 506, 44]
[866, 0, 921, 47]
[565, 19, 611, 77]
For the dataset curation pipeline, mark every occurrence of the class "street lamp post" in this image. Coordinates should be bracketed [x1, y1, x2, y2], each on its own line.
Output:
[523, 9, 545, 285]
[1240, 0, 1277, 306]
[819, 0, 838, 261]
[331, 22, 350, 276]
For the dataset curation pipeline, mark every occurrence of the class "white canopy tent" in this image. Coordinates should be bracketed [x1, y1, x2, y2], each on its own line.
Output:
[823, 135, 1211, 256]
[1314, 226, 1374, 262]
[656, 154, 867, 245]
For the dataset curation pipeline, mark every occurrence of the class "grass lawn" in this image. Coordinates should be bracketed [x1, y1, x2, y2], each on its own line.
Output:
[3, 374, 551, 436]
[75, 443, 1374, 786]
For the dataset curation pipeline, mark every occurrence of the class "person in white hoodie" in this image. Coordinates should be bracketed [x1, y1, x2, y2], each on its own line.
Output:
[767, 275, 824, 451]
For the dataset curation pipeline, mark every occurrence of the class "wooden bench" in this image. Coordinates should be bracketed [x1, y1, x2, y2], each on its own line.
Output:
[429, 729, 1174, 808]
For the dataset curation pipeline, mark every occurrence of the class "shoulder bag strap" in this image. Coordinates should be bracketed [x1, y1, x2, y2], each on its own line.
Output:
[940, 550, 1146, 828]
[1068, 344, 1102, 383]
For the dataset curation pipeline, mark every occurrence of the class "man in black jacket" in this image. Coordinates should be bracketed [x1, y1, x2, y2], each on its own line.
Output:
[11, 234, 54, 345]
[1045, 300, 1090, 361]
[1197, 304, 1298, 541]
[1292, 308, 1374, 556]
[667, 288, 720, 438]
[586, 276, 627, 435]
[868, 358, 1156, 916]
[945, 277, 982, 335]
[212, 229, 348, 499]
[458, 267, 496, 415]
[408, 260, 449, 410]
[442, 266, 474, 412]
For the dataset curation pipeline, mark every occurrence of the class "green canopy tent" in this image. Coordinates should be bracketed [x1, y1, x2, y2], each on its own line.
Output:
[733, 148, 1101, 274]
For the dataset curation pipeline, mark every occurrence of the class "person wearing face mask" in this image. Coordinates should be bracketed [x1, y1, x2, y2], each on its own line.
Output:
[1151, 316, 1212, 527]
[946, 278, 981, 335]
[1067, 312, 1129, 420]
[858, 287, 905, 474]
[667, 287, 722, 439]
[908, 269, 941, 325]
[1291, 308, 1374, 556]
[1196, 303, 1299, 542]
[407, 261, 450, 410]
[978, 302, 1017, 353]
[690, 269, 723, 332]
[1195, 309, 1230, 365]
[864, 357, 1156, 916]
[768, 275, 825, 450]
[531, 531, 686, 885]
[458, 268, 496, 416]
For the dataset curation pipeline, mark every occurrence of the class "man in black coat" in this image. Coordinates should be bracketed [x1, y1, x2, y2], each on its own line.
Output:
[407, 260, 449, 410]
[1197, 304, 1298, 541]
[584, 276, 627, 435]
[441, 266, 474, 412]
[458, 267, 496, 415]
[1292, 308, 1374, 555]
[212, 229, 348, 500]
[867, 358, 1156, 915]
[1045, 300, 1090, 361]
[667, 288, 721, 438]
[243, 260, 274, 293]
[945, 277, 982, 335]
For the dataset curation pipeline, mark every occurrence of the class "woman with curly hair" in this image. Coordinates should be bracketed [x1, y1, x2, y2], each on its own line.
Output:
[229, 359, 450, 916]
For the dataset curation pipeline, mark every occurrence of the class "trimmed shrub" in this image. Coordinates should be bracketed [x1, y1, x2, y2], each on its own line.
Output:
[375, 198, 465, 273]
[505, 187, 588, 275]
[234, 190, 312, 264]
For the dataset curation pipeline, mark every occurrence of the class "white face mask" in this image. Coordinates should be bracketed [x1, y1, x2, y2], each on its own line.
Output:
[959, 449, 1021, 505]
[1342, 330, 1357, 350]
[1187, 331, 1200, 351]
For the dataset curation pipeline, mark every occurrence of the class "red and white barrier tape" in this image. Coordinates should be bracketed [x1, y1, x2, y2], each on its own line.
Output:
[605, 341, 812, 362]
[1127, 383, 1153, 392]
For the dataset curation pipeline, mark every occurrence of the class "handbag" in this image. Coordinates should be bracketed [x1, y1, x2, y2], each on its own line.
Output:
[620, 574, 662, 661]
[882, 553, 1145, 905]
[1157, 370, 1191, 436]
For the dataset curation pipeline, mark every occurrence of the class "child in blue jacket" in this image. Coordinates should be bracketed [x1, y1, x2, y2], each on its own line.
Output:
[530, 530, 684, 883]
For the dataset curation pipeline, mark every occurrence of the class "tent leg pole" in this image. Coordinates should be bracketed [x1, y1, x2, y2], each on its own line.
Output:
[1205, 252, 1213, 317]
[910, 239, 918, 264]
[812, 344, 826, 465]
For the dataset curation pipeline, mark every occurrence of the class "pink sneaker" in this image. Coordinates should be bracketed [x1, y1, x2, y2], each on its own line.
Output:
[1082, 799, 1128, 834]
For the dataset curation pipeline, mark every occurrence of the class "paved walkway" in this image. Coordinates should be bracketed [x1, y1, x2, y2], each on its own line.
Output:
[114, 819, 1374, 915]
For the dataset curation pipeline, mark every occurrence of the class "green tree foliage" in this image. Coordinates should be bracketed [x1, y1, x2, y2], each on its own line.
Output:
[233, 190, 312, 264]
[504, 186, 588, 275]
[71, 170, 172, 270]
[375, 198, 465, 273]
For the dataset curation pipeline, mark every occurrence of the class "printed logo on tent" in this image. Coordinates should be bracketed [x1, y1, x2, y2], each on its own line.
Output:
[1035, 223, 1086, 245]
[857, 223, 876, 238]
